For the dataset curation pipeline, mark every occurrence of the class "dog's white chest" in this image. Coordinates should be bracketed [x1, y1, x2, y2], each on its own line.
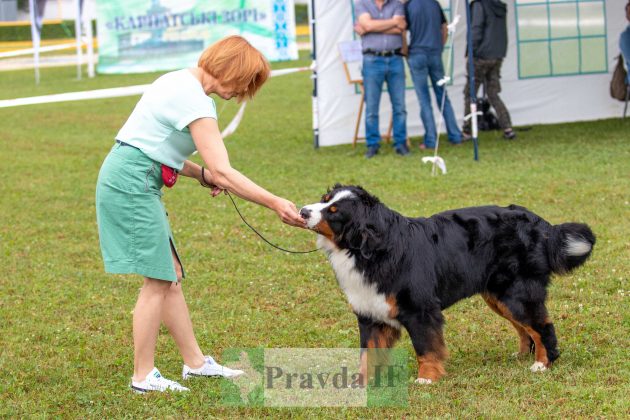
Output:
[318, 236, 400, 328]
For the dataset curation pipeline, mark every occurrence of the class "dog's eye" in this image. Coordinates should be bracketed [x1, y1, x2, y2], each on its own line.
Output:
[329, 206, 337, 213]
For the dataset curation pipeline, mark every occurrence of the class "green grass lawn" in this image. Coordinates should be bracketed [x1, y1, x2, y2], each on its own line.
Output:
[1, 57, 629, 418]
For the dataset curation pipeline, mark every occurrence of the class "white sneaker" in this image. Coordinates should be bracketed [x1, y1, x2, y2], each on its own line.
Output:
[182, 355, 244, 380]
[130, 367, 189, 393]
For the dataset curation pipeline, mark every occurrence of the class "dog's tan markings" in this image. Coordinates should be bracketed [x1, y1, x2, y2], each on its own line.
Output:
[495, 298, 538, 358]
[482, 294, 532, 355]
[314, 220, 334, 241]
[359, 350, 368, 387]
[361, 326, 401, 386]
[522, 326, 549, 367]
[366, 337, 376, 349]
[417, 353, 446, 382]
[373, 324, 401, 348]
[417, 331, 448, 383]
[386, 295, 399, 319]
[362, 337, 377, 387]
[482, 294, 549, 366]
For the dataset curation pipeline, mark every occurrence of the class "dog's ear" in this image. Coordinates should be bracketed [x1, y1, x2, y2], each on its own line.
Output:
[343, 200, 386, 258]
[345, 223, 379, 259]
[359, 226, 380, 260]
[347, 222, 363, 250]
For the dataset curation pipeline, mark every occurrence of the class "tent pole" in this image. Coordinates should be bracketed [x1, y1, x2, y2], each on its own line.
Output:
[464, 0, 479, 161]
[84, 2, 95, 78]
[309, 0, 319, 149]
[29, 0, 40, 84]
[74, 0, 83, 80]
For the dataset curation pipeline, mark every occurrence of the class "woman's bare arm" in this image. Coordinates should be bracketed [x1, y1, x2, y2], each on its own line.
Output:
[188, 117, 305, 228]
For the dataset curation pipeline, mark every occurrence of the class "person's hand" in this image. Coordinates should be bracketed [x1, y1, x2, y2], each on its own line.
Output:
[199, 167, 224, 197]
[393, 16, 406, 30]
[273, 197, 306, 228]
[354, 22, 366, 36]
[209, 185, 224, 197]
[199, 178, 224, 197]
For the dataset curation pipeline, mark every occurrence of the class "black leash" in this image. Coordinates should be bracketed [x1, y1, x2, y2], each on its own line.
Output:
[225, 191, 319, 254]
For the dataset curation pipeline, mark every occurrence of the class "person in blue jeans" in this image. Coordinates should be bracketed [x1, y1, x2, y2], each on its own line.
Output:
[405, 0, 462, 150]
[355, 0, 408, 158]
[621, 1, 630, 84]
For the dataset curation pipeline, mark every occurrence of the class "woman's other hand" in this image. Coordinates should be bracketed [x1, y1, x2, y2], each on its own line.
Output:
[200, 180, 224, 197]
[198, 168, 224, 197]
[273, 198, 306, 228]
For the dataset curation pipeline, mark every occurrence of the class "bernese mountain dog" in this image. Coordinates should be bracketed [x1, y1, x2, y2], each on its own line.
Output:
[300, 184, 595, 384]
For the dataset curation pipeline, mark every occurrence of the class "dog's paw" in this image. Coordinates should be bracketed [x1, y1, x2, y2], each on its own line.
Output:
[414, 377, 433, 385]
[530, 361, 547, 372]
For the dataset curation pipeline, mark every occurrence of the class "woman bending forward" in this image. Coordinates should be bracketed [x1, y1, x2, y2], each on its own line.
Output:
[96, 36, 305, 393]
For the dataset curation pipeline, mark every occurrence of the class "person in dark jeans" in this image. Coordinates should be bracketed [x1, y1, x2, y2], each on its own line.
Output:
[405, 0, 462, 151]
[463, 0, 516, 140]
[354, 0, 408, 158]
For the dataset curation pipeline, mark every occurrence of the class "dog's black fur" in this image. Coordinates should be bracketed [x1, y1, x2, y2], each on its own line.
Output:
[478, 97, 501, 131]
[301, 184, 595, 382]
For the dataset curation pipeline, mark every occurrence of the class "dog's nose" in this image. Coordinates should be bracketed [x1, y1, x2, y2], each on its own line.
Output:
[300, 208, 311, 219]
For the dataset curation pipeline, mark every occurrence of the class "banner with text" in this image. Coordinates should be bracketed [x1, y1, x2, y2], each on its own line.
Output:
[95, 0, 297, 74]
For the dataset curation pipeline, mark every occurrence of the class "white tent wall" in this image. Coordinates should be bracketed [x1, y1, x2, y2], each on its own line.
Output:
[313, 0, 627, 147]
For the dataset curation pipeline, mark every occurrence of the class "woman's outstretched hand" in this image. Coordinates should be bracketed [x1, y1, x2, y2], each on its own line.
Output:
[273, 197, 307, 228]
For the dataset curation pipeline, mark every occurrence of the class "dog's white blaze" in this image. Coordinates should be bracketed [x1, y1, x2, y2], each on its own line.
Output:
[302, 190, 355, 229]
[318, 235, 401, 329]
[564, 235, 591, 256]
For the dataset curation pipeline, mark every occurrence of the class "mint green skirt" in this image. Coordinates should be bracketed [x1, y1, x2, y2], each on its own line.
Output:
[96, 143, 184, 282]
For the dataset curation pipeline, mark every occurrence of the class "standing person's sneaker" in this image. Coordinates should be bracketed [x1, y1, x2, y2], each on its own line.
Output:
[131, 367, 189, 394]
[394, 144, 410, 156]
[418, 144, 435, 151]
[503, 128, 517, 140]
[462, 131, 473, 141]
[182, 356, 244, 380]
[365, 146, 379, 159]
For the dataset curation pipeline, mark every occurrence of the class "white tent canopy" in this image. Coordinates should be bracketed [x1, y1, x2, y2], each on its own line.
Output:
[310, 0, 627, 147]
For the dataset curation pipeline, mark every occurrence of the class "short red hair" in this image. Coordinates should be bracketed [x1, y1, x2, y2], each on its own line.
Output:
[198, 35, 271, 102]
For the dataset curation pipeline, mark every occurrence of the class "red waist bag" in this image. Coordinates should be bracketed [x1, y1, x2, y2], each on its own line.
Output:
[161, 164, 178, 188]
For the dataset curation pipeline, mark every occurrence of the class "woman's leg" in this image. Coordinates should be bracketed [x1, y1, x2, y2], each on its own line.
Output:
[132, 277, 172, 381]
[161, 251, 206, 369]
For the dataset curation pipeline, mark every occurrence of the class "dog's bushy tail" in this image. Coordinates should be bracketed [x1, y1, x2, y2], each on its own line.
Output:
[548, 223, 596, 274]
